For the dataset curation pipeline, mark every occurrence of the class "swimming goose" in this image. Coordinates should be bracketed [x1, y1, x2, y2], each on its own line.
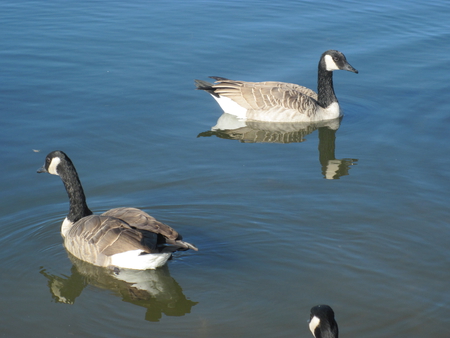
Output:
[37, 150, 198, 270]
[309, 304, 339, 338]
[195, 50, 358, 123]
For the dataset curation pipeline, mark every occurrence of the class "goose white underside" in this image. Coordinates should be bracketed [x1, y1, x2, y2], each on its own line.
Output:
[110, 250, 172, 270]
[211, 94, 341, 122]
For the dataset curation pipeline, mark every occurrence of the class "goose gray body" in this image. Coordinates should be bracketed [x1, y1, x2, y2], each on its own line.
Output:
[195, 50, 358, 123]
[38, 150, 197, 270]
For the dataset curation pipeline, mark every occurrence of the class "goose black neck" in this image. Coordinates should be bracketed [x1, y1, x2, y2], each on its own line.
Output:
[58, 159, 93, 223]
[317, 66, 337, 108]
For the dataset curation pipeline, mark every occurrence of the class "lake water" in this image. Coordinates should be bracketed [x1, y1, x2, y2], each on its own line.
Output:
[1, 0, 450, 337]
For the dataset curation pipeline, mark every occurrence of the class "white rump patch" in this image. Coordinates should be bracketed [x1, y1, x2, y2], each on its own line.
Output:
[324, 54, 339, 71]
[309, 315, 320, 337]
[110, 250, 172, 270]
[48, 156, 61, 175]
[211, 95, 248, 119]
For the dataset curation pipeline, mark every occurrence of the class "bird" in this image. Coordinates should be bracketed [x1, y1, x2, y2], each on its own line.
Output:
[37, 150, 198, 270]
[194, 50, 358, 123]
[309, 304, 339, 338]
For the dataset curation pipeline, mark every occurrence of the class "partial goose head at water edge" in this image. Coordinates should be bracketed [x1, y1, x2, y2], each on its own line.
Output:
[195, 50, 358, 123]
[37, 150, 198, 270]
[309, 304, 339, 338]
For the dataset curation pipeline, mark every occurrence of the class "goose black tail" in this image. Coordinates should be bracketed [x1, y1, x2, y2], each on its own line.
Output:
[194, 79, 221, 97]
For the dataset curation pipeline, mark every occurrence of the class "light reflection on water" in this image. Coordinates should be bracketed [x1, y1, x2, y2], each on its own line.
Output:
[40, 254, 197, 322]
[199, 114, 358, 179]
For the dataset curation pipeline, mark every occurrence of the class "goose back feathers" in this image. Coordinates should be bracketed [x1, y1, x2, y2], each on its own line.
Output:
[38, 150, 197, 270]
[195, 50, 358, 123]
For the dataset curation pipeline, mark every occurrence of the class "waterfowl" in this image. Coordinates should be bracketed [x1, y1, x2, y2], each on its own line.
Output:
[37, 150, 198, 270]
[195, 50, 358, 123]
[309, 304, 339, 338]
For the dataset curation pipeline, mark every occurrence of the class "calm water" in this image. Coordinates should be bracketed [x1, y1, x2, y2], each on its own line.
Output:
[1, 0, 450, 337]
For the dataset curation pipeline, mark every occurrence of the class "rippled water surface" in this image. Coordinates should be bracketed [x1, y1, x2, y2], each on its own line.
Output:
[1, 1, 450, 337]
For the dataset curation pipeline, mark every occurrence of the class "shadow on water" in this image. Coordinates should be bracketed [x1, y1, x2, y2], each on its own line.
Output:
[39, 253, 198, 322]
[198, 113, 358, 179]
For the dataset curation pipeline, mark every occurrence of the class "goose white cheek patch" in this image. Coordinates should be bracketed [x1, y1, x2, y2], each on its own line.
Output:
[48, 157, 61, 175]
[309, 315, 320, 336]
[324, 54, 339, 71]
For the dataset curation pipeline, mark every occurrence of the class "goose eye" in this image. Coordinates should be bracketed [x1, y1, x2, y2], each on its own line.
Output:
[333, 56, 339, 62]
[46, 157, 51, 163]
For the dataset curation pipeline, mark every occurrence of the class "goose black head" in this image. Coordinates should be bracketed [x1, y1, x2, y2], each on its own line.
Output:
[37, 150, 70, 176]
[309, 304, 339, 338]
[321, 50, 358, 74]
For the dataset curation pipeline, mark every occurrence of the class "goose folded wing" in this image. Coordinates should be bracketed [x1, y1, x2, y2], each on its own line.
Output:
[102, 208, 198, 251]
[70, 215, 157, 256]
[211, 79, 319, 113]
[102, 207, 180, 240]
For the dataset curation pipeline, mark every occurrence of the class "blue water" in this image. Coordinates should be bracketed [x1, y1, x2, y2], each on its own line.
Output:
[1, 0, 450, 337]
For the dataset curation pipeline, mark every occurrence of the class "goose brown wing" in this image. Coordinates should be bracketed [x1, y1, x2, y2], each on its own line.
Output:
[210, 78, 318, 114]
[102, 208, 198, 251]
[65, 215, 158, 267]
[101, 207, 180, 240]
[274, 82, 318, 100]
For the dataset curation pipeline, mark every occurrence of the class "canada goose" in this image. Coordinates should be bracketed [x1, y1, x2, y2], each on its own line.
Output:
[194, 50, 358, 123]
[37, 150, 198, 270]
[309, 304, 339, 338]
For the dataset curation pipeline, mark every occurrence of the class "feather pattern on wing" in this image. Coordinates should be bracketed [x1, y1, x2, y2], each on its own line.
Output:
[102, 207, 180, 240]
[102, 207, 198, 251]
[210, 77, 319, 116]
[64, 214, 157, 267]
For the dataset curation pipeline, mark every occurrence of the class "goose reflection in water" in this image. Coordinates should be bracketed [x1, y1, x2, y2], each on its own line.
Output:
[39, 254, 198, 322]
[198, 114, 357, 179]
